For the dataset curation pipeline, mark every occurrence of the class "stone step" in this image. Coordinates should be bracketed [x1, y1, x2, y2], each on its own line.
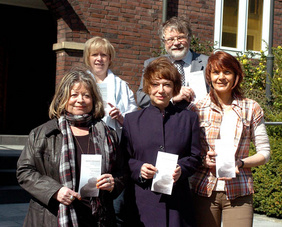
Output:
[0, 145, 24, 154]
[0, 150, 21, 167]
[0, 135, 28, 146]
[0, 135, 29, 203]
[0, 185, 31, 204]
[0, 170, 18, 186]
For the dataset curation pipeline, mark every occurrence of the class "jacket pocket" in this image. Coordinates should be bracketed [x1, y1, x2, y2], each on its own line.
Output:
[24, 199, 58, 227]
[23, 199, 44, 227]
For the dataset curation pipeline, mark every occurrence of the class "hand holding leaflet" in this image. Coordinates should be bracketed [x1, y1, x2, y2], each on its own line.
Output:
[215, 139, 236, 178]
[78, 154, 102, 198]
[151, 151, 178, 195]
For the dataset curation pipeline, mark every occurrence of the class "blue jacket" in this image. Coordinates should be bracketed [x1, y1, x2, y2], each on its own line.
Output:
[122, 103, 201, 227]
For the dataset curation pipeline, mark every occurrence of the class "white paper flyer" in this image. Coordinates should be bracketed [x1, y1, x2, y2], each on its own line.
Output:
[151, 151, 178, 195]
[187, 71, 208, 102]
[97, 83, 110, 115]
[78, 154, 102, 198]
[215, 139, 236, 178]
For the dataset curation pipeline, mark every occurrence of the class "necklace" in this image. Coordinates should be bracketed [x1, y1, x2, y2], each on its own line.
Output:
[73, 134, 90, 154]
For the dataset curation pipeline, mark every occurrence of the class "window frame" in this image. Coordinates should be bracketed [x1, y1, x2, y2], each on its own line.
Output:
[214, 0, 271, 56]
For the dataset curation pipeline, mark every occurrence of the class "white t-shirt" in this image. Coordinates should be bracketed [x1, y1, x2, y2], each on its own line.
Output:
[215, 108, 237, 191]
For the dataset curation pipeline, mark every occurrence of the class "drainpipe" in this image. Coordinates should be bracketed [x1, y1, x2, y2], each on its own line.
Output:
[162, 0, 168, 23]
[161, 0, 168, 52]
[266, 0, 274, 104]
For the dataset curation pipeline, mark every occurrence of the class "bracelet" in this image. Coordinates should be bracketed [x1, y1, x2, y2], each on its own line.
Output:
[240, 159, 244, 168]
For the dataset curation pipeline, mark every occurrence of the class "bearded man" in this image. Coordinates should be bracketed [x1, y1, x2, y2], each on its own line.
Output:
[136, 16, 209, 109]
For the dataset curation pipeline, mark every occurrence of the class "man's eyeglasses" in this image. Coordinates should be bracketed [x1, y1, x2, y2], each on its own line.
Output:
[163, 36, 188, 45]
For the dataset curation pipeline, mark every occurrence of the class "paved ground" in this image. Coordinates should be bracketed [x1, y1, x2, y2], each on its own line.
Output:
[0, 203, 282, 227]
[0, 203, 28, 227]
[253, 213, 282, 227]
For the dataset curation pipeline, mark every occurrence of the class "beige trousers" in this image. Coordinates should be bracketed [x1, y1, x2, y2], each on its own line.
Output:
[193, 191, 253, 227]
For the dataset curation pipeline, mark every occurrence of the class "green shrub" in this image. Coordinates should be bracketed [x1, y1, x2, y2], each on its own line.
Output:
[251, 136, 282, 218]
[237, 50, 267, 94]
[239, 46, 282, 218]
[271, 46, 282, 110]
[237, 46, 282, 114]
[190, 35, 216, 55]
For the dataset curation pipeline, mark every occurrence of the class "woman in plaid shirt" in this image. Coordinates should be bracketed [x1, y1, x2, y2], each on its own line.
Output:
[189, 51, 270, 227]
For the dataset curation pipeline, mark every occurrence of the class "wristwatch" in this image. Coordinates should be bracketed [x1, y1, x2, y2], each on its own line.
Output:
[239, 159, 244, 168]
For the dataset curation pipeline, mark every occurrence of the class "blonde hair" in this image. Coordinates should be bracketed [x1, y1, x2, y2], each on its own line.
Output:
[49, 68, 105, 119]
[83, 36, 116, 68]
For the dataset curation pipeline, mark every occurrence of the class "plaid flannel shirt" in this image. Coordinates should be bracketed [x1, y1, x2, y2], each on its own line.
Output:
[189, 94, 265, 200]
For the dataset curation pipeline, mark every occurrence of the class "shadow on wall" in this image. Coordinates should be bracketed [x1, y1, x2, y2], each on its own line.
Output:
[0, 4, 57, 135]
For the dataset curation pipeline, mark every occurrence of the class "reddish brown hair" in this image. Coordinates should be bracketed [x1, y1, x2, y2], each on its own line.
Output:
[143, 57, 182, 97]
[205, 51, 244, 107]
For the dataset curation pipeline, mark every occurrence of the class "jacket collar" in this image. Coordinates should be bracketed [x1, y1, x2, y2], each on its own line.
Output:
[199, 94, 243, 113]
[45, 118, 61, 137]
[191, 49, 201, 61]
[148, 102, 179, 115]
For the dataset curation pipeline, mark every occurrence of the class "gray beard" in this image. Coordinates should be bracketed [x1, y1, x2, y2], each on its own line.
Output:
[168, 47, 188, 60]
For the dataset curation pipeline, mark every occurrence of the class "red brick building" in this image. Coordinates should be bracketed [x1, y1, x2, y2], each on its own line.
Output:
[47, 0, 216, 88]
[0, 0, 281, 134]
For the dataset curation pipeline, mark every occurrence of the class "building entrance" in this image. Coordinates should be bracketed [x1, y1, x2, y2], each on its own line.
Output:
[0, 4, 56, 134]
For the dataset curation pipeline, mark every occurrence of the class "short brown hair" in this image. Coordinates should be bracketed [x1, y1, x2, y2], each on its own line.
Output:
[205, 51, 244, 107]
[49, 67, 105, 119]
[143, 57, 181, 97]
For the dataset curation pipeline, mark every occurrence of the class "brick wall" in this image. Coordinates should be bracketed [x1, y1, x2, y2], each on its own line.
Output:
[43, 0, 281, 93]
[43, 0, 217, 93]
[167, 0, 215, 42]
[274, 0, 282, 48]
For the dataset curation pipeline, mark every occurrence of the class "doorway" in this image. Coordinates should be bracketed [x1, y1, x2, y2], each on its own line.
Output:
[0, 4, 57, 134]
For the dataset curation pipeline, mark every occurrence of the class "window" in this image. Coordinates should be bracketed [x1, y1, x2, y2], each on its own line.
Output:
[214, 0, 271, 55]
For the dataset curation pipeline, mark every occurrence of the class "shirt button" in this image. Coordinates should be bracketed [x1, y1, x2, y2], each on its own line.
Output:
[159, 145, 164, 151]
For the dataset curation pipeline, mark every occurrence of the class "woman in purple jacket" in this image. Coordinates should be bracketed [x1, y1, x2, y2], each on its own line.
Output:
[121, 57, 201, 227]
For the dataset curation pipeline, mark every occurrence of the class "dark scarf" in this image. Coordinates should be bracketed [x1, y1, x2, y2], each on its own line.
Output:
[58, 112, 117, 227]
